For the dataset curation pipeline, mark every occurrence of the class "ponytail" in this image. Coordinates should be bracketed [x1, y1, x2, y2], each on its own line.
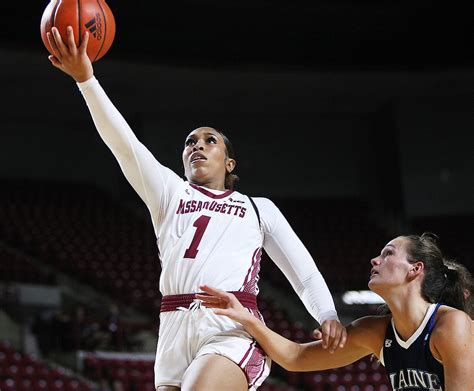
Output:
[378, 233, 473, 319]
[441, 259, 474, 318]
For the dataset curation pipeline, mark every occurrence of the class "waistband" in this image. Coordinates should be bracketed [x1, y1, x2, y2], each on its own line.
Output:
[160, 291, 258, 313]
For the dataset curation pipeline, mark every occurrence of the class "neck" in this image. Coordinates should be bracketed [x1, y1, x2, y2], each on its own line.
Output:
[382, 288, 431, 341]
[190, 179, 226, 191]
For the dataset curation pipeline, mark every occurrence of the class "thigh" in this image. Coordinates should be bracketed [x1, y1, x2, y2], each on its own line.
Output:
[155, 311, 195, 389]
[196, 327, 271, 389]
[181, 354, 248, 391]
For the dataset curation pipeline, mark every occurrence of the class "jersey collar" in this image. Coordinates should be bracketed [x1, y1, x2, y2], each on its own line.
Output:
[391, 303, 437, 350]
[189, 183, 234, 199]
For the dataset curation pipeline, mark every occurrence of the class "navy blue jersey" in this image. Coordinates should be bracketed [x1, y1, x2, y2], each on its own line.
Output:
[382, 303, 444, 391]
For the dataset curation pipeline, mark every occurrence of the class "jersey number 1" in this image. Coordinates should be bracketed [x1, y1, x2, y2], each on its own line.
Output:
[184, 215, 211, 259]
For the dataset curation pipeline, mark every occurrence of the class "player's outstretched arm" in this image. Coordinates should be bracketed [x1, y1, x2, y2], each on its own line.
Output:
[432, 309, 474, 391]
[197, 285, 378, 372]
[46, 26, 181, 223]
[256, 198, 346, 352]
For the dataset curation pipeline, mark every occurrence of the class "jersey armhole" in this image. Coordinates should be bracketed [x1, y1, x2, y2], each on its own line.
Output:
[248, 196, 262, 229]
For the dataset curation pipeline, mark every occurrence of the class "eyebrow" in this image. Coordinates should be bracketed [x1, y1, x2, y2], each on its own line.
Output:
[185, 132, 220, 141]
[380, 244, 396, 254]
[188, 132, 218, 137]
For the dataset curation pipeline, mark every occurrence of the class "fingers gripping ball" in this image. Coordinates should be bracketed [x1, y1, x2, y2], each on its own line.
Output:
[40, 0, 116, 62]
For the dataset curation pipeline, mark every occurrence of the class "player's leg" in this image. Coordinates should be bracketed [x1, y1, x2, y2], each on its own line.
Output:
[181, 354, 248, 391]
[154, 311, 192, 390]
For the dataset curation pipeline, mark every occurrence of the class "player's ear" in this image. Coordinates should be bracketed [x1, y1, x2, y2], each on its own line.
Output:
[407, 261, 424, 281]
[225, 158, 236, 174]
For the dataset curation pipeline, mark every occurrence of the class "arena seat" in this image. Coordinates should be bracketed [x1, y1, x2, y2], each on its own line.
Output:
[0, 339, 93, 391]
[0, 181, 397, 390]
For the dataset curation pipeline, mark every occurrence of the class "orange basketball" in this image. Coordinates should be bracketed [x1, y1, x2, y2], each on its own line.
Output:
[40, 0, 116, 62]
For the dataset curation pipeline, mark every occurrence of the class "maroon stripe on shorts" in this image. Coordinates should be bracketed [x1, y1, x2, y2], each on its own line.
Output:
[160, 291, 258, 313]
[239, 340, 267, 387]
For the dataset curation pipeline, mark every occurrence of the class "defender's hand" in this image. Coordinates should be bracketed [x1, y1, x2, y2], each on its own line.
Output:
[196, 285, 254, 325]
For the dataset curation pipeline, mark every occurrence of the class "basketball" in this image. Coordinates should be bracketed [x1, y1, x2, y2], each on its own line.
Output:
[40, 0, 116, 62]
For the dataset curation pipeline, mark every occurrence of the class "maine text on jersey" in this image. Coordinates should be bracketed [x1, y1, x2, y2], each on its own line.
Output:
[176, 199, 247, 218]
[389, 369, 442, 391]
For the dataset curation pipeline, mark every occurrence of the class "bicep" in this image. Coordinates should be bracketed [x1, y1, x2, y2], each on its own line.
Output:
[434, 314, 474, 390]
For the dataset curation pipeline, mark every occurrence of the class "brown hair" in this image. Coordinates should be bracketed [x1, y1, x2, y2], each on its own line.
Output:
[404, 232, 472, 314]
[444, 259, 474, 319]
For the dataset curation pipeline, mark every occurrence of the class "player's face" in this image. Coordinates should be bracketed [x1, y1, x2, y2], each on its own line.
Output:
[182, 127, 235, 190]
[368, 237, 413, 293]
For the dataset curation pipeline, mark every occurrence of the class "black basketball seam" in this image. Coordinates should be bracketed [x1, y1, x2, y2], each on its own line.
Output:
[94, 0, 107, 62]
[77, 0, 82, 47]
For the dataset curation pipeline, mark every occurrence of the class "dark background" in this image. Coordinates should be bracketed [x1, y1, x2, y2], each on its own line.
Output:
[1, 1, 473, 219]
[3, 1, 474, 71]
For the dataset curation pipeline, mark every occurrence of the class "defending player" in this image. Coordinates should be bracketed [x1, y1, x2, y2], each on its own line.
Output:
[46, 27, 346, 390]
[198, 233, 474, 390]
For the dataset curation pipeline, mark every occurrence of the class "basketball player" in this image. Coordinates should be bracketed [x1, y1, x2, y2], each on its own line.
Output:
[198, 233, 474, 390]
[46, 28, 347, 390]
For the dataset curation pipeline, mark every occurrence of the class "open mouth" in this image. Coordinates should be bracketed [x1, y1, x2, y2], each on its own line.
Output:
[190, 152, 207, 163]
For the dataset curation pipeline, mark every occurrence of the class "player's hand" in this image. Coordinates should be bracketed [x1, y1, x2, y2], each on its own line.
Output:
[197, 285, 254, 325]
[313, 319, 347, 353]
[46, 26, 93, 83]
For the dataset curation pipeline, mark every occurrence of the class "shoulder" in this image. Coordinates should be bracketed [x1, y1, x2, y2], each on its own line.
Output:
[250, 197, 281, 218]
[250, 197, 278, 210]
[430, 306, 473, 359]
[249, 197, 284, 230]
[433, 306, 472, 338]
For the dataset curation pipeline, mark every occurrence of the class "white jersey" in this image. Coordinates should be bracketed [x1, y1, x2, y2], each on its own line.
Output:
[158, 182, 263, 295]
[77, 76, 338, 324]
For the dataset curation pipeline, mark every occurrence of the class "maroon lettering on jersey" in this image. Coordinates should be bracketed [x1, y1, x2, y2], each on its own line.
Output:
[184, 201, 191, 213]
[175, 198, 247, 219]
[176, 199, 186, 214]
